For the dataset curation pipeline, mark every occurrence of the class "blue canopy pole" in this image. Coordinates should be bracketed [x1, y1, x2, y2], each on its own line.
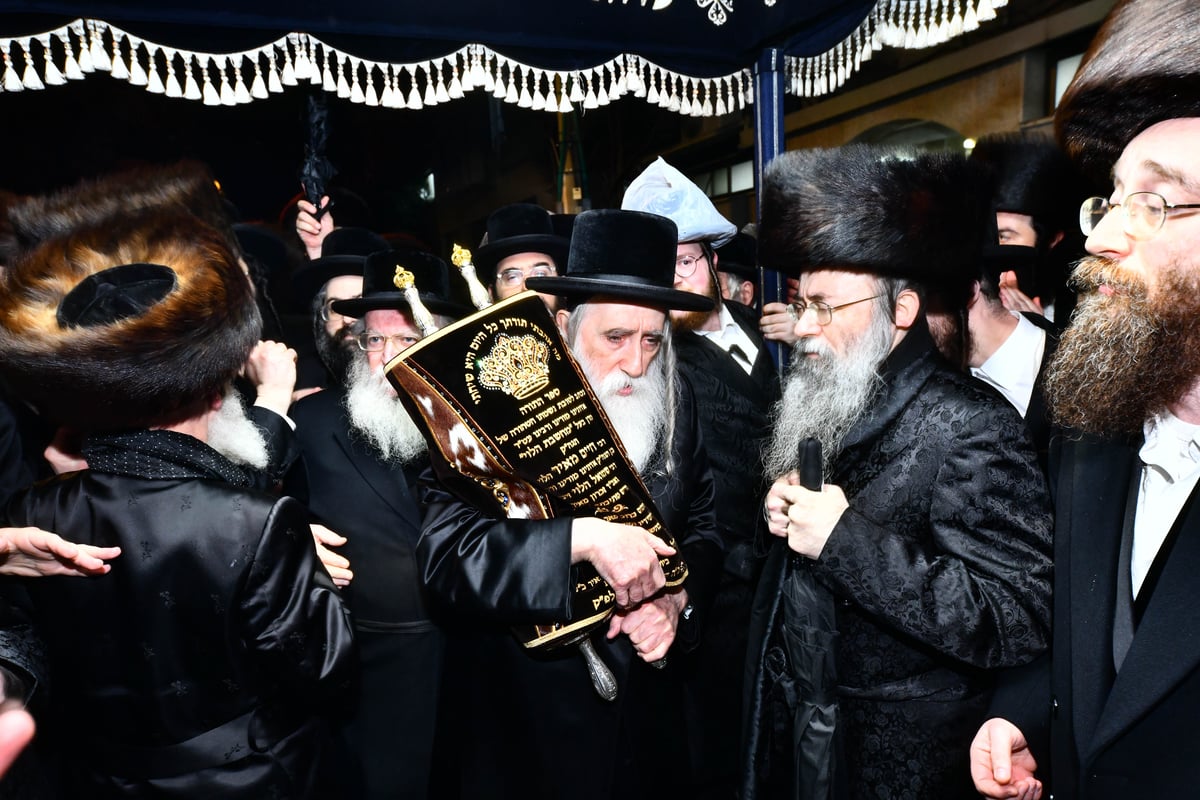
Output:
[754, 47, 787, 373]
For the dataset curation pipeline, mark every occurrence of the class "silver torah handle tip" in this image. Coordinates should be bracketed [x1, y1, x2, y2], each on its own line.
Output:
[578, 637, 618, 702]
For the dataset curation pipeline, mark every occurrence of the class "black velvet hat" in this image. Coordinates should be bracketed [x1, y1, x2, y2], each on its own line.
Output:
[525, 209, 714, 312]
[332, 245, 472, 319]
[759, 145, 990, 295]
[714, 229, 758, 281]
[473, 204, 569, 280]
[1055, 0, 1200, 183]
[291, 227, 390, 306]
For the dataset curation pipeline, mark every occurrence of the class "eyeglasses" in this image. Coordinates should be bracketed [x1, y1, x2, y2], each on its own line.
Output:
[675, 252, 707, 278]
[1080, 192, 1200, 239]
[356, 330, 421, 352]
[320, 296, 360, 322]
[786, 295, 882, 326]
[497, 265, 556, 288]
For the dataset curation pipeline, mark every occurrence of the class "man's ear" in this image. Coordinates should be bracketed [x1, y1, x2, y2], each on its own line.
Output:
[967, 280, 983, 310]
[893, 288, 921, 330]
[554, 309, 571, 337]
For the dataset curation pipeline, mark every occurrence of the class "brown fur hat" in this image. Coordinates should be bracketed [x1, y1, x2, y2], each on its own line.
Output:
[758, 145, 990, 296]
[1055, 0, 1200, 183]
[0, 211, 260, 430]
[3, 160, 242, 263]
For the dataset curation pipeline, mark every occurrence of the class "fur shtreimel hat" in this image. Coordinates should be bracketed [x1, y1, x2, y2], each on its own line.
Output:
[1055, 0, 1200, 182]
[0, 212, 260, 431]
[758, 145, 990, 292]
[968, 133, 1084, 234]
[525, 209, 714, 312]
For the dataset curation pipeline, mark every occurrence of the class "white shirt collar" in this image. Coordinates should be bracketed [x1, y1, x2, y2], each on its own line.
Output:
[969, 313, 1046, 417]
[695, 303, 757, 374]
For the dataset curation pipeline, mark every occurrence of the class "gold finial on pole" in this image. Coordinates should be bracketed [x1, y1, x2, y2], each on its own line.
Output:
[451, 244, 492, 310]
[392, 264, 437, 335]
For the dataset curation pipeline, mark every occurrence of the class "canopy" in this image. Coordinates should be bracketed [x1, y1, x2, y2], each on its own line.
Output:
[0, 1, 1010, 116]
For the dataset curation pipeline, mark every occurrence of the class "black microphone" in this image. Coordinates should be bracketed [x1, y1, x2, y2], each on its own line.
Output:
[798, 437, 822, 492]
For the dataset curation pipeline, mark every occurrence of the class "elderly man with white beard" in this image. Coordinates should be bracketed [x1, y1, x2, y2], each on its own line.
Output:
[416, 209, 724, 800]
[741, 146, 1053, 800]
[285, 246, 469, 800]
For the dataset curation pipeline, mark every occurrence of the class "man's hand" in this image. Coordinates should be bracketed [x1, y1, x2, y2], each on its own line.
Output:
[0, 527, 120, 577]
[998, 271, 1045, 316]
[570, 518, 674, 609]
[244, 340, 298, 418]
[310, 524, 353, 587]
[764, 473, 848, 559]
[296, 196, 335, 260]
[606, 588, 687, 662]
[0, 705, 34, 779]
[970, 718, 1043, 799]
[760, 302, 800, 345]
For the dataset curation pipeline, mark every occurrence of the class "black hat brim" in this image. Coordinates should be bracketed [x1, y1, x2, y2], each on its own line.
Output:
[292, 256, 368, 307]
[525, 275, 714, 312]
[332, 292, 473, 320]
[473, 234, 569, 275]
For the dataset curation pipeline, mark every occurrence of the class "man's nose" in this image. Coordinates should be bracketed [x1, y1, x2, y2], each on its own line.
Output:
[620, 343, 646, 379]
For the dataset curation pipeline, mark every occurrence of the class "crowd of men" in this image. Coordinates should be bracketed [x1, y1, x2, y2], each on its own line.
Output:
[0, 0, 1196, 797]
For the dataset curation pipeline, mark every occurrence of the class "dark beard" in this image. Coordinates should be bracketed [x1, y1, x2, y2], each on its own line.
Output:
[314, 319, 357, 385]
[1044, 256, 1200, 436]
[672, 272, 721, 333]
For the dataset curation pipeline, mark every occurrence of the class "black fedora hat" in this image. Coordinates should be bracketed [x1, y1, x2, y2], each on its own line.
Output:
[291, 227, 390, 307]
[714, 229, 758, 282]
[526, 209, 714, 312]
[473, 204, 569, 280]
[332, 245, 472, 320]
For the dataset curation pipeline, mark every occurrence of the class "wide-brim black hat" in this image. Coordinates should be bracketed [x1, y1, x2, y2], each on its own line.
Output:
[473, 203, 569, 279]
[759, 145, 989, 296]
[714, 229, 758, 281]
[1055, 0, 1200, 183]
[291, 227, 390, 306]
[968, 133, 1085, 234]
[525, 209, 713, 312]
[332, 245, 472, 319]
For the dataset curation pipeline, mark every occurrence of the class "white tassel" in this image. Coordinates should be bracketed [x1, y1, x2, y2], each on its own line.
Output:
[233, 59, 251, 103]
[183, 54, 202, 99]
[977, 0, 997, 23]
[583, 73, 598, 109]
[201, 58, 220, 105]
[145, 45, 165, 93]
[504, 66, 519, 105]
[359, 63, 375, 105]
[596, 71, 611, 107]
[336, 54, 352, 99]
[286, 34, 304, 85]
[516, 67, 532, 108]
[435, 61, 451, 103]
[59, 30, 83, 80]
[348, 58, 365, 103]
[127, 40, 148, 86]
[481, 52, 496, 92]
[75, 22, 94, 73]
[109, 32, 129, 81]
[407, 66, 423, 109]
[39, 35, 65, 86]
[279, 42, 296, 87]
[380, 66, 396, 108]
[218, 57, 236, 105]
[963, 1, 979, 32]
[470, 47, 487, 88]
[267, 50, 283, 93]
[322, 48, 336, 93]
[448, 62, 464, 99]
[1, 44, 23, 92]
[15, 40, 39, 92]
[557, 88, 572, 114]
[87, 21, 107, 72]
[531, 71, 546, 111]
[250, 55, 268, 99]
[164, 49, 183, 97]
[646, 69, 660, 104]
[628, 59, 645, 97]
[569, 71, 584, 102]
[422, 62, 438, 106]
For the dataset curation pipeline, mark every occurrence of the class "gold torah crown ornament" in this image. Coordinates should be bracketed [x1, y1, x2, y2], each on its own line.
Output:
[450, 243, 493, 310]
[391, 263, 437, 335]
[392, 265, 415, 290]
[477, 334, 551, 400]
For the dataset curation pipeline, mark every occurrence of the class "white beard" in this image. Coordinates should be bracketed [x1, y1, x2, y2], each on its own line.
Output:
[344, 356, 427, 465]
[207, 387, 270, 470]
[571, 345, 668, 475]
[762, 310, 893, 479]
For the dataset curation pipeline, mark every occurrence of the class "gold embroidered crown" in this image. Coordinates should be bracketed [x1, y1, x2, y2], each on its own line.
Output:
[477, 334, 551, 400]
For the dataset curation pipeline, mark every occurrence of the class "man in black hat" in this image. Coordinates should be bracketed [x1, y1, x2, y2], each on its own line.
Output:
[743, 145, 1053, 800]
[418, 208, 723, 800]
[972, 1, 1200, 796]
[716, 228, 760, 308]
[286, 246, 469, 800]
[290, 227, 390, 391]
[473, 203, 569, 308]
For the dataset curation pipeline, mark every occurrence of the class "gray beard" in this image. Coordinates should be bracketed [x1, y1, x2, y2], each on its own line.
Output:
[208, 387, 270, 470]
[762, 312, 893, 479]
[344, 356, 428, 465]
[571, 345, 668, 475]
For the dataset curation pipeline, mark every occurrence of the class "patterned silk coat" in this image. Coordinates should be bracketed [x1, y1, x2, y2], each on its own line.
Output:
[743, 324, 1054, 800]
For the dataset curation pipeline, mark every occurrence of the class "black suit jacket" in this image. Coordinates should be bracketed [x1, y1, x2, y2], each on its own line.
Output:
[286, 388, 442, 800]
[998, 433, 1200, 799]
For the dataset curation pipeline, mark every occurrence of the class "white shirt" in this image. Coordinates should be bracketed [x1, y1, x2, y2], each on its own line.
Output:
[970, 314, 1047, 418]
[696, 303, 759, 375]
[1133, 411, 1200, 596]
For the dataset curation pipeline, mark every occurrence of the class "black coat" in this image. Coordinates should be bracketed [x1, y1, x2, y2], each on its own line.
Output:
[1, 433, 355, 799]
[743, 326, 1054, 800]
[417, 376, 723, 800]
[994, 432, 1200, 799]
[286, 388, 443, 800]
